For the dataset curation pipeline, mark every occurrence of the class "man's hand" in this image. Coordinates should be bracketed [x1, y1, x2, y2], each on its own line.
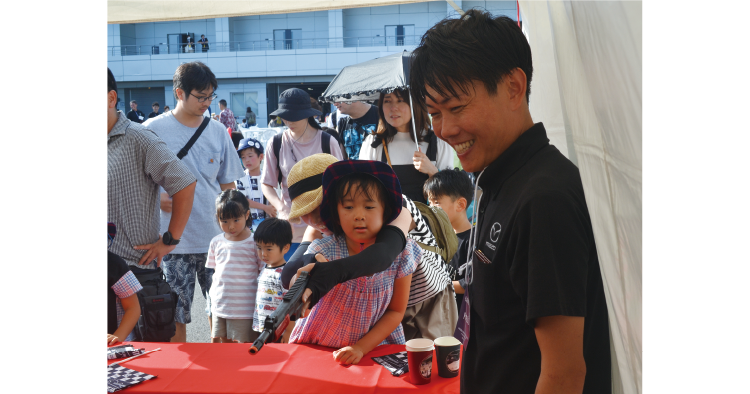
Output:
[290, 254, 328, 318]
[413, 150, 438, 176]
[107, 334, 121, 346]
[134, 235, 176, 267]
[333, 345, 364, 365]
[160, 192, 172, 213]
[263, 204, 278, 218]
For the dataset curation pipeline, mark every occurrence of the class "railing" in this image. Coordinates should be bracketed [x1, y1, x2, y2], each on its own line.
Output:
[109, 35, 421, 56]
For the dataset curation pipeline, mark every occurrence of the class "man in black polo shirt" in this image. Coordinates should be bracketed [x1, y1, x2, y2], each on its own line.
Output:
[410, 10, 611, 394]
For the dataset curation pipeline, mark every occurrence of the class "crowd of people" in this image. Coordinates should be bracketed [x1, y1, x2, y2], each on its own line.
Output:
[108, 9, 611, 394]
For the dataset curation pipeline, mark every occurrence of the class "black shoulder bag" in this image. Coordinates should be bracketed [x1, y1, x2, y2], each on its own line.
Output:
[177, 117, 210, 160]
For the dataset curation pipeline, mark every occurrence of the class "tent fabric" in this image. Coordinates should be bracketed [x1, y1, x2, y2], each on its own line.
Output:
[520, 2, 642, 394]
[319, 51, 412, 103]
[108, 0, 426, 24]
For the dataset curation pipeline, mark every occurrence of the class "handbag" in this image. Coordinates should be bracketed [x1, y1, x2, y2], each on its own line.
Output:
[129, 266, 178, 342]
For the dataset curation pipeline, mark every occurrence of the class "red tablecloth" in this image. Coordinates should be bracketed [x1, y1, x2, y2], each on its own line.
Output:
[107, 342, 460, 393]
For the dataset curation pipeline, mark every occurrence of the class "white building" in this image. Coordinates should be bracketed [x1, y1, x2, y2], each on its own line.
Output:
[107, 1, 518, 125]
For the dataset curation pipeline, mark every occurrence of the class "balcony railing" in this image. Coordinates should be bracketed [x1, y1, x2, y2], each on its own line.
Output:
[109, 35, 420, 56]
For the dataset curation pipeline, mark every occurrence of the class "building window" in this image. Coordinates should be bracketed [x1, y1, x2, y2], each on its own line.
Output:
[384, 25, 415, 46]
[273, 29, 302, 50]
[231, 92, 259, 121]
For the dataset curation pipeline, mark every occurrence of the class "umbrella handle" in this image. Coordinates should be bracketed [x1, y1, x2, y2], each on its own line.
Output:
[408, 90, 420, 152]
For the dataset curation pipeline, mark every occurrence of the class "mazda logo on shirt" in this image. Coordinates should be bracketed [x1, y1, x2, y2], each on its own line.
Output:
[490, 222, 502, 243]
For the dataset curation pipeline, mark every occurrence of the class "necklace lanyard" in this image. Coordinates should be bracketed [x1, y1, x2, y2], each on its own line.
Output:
[464, 168, 486, 285]
[290, 126, 309, 162]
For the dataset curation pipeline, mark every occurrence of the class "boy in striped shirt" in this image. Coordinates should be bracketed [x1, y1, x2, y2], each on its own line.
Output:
[252, 218, 295, 342]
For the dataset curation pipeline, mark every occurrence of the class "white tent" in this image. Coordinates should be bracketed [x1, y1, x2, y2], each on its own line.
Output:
[108, 1, 642, 393]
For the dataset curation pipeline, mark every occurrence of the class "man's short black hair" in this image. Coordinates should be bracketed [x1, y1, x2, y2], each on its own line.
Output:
[107, 68, 117, 96]
[173, 61, 218, 101]
[411, 9, 533, 107]
[219, 99, 227, 107]
[253, 218, 293, 249]
[423, 168, 474, 205]
[152, 102, 160, 107]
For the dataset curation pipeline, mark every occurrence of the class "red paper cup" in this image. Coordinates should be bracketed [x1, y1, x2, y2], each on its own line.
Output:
[406, 338, 434, 385]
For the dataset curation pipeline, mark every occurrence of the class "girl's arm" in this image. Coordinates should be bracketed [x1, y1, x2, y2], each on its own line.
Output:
[333, 274, 412, 365]
[109, 293, 141, 345]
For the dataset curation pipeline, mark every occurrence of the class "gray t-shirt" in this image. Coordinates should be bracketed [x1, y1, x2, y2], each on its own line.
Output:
[144, 112, 245, 254]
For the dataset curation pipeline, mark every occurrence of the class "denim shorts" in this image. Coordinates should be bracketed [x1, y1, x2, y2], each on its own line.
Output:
[162, 253, 214, 324]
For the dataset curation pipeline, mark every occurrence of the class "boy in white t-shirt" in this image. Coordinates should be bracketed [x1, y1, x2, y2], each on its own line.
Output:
[236, 138, 277, 231]
[252, 218, 295, 342]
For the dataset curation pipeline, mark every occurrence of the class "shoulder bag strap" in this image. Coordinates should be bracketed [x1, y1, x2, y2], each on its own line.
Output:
[273, 132, 283, 186]
[320, 130, 331, 155]
[177, 117, 210, 160]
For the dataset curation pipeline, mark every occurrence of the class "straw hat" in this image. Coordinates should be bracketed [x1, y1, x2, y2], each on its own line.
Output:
[287, 153, 340, 222]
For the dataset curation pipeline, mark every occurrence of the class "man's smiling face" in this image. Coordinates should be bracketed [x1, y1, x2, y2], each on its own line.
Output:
[426, 80, 513, 173]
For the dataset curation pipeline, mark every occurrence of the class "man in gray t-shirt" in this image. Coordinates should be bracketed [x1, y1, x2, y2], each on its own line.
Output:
[144, 61, 245, 343]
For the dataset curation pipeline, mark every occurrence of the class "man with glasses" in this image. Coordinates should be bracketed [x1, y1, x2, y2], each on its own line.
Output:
[144, 61, 245, 343]
[334, 100, 379, 160]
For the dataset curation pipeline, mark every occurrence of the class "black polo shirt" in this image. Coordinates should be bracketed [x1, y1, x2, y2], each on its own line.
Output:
[461, 123, 611, 394]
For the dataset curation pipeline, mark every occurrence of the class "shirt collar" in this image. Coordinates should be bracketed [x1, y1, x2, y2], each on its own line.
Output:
[476, 122, 550, 192]
[108, 111, 132, 139]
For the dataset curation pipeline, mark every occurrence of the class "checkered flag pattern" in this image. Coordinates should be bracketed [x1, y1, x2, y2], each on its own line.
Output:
[371, 351, 409, 376]
[107, 363, 156, 392]
[107, 345, 145, 360]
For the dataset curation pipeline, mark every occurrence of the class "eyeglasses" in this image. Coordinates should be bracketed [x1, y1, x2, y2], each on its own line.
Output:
[190, 92, 218, 103]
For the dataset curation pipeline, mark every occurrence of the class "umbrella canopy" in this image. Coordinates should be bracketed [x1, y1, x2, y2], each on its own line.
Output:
[320, 50, 419, 150]
[319, 51, 412, 103]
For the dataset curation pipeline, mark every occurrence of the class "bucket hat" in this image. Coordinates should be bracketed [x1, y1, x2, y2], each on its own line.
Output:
[269, 88, 322, 122]
[287, 153, 340, 223]
[237, 137, 264, 155]
[319, 160, 402, 231]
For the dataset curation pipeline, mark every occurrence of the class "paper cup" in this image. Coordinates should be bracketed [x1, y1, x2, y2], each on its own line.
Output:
[434, 336, 461, 378]
[405, 338, 434, 385]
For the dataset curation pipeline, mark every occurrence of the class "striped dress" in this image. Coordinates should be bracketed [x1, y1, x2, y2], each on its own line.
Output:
[289, 235, 420, 348]
[206, 233, 263, 319]
[403, 196, 453, 306]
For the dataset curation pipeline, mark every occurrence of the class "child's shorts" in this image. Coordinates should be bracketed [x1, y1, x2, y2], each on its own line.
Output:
[211, 316, 260, 343]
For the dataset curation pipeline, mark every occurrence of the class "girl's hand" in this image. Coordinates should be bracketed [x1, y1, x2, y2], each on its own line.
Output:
[107, 334, 121, 346]
[263, 204, 278, 218]
[333, 345, 364, 365]
[413, 150, 438, 176]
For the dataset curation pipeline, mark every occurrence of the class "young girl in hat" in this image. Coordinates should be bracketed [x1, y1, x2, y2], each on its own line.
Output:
[288, 160, 419, 365]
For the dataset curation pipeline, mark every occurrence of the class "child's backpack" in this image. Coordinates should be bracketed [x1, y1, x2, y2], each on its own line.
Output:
[412, 201, 459, 266]
[129, 266, 178, 342]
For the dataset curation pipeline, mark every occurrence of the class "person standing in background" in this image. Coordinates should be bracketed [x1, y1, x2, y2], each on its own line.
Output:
[199, 34, 209, 53]
[219, 99, 235, 131]
[127, 100, 145, 124]
[245, 107, 256, 126]
[148, 102, 161, 119]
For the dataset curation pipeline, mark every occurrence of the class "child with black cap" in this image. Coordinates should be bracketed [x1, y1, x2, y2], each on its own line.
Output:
[236, 137, 277, 231]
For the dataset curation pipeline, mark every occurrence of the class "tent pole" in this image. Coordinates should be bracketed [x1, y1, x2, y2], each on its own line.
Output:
[408, 90, 420, 152]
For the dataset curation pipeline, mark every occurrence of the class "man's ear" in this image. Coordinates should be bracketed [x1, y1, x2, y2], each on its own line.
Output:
[175, 88, 184, 101]
[108, 91, 118, 110]
[506, 68, 529, 111]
